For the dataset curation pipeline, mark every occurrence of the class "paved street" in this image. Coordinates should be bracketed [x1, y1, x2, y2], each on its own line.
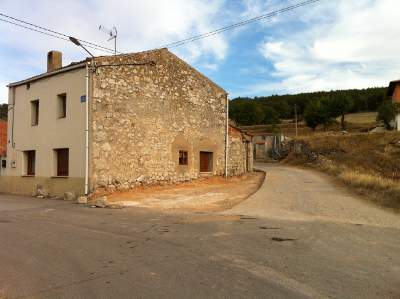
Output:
[1, 163, 400, 298]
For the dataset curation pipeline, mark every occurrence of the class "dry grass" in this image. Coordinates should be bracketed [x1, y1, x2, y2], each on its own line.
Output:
[285, 132, 400, 211]
[241, 112, 378, 138]
[338, 112, 378, 124]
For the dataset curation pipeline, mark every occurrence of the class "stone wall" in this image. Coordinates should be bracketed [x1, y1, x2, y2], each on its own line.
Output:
[228, 126, 253, 176]
[90, 49, 228, 192]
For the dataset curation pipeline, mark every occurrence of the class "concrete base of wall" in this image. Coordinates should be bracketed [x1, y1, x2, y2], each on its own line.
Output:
[0, 176, 85, 197]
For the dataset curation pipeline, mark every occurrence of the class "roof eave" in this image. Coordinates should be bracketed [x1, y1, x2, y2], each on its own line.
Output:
[388, 80, 400, 96]
[7, 62, 87, 88]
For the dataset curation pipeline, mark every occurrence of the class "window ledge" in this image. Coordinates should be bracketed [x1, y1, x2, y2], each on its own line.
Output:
[51, 176, 69, 178]
[21, 175, 35, 177]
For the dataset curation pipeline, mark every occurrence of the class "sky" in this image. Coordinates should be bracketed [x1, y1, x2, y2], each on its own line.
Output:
[0, 0, 399, 103]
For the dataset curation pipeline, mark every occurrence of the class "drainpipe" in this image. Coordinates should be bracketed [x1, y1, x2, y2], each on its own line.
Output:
[11, 87, 16, 148]
[84, 64, 90, 195]
[225, 94, 229, 179]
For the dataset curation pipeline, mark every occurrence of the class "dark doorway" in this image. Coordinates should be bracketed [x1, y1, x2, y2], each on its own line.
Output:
[200, 151, 213, 172]
[55, 148, 69, 176]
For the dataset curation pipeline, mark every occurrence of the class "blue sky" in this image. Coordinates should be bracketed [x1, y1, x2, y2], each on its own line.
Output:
[1, 0, 399, 103]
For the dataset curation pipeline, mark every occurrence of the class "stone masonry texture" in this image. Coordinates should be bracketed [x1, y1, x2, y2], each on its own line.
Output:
[90, 49, 235, 192]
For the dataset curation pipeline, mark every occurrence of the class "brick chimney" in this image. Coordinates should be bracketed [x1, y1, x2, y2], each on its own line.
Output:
[47, 51, 62, 72]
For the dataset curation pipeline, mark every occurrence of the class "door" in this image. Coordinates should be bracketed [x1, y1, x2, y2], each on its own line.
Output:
[200, 151, 213, 172]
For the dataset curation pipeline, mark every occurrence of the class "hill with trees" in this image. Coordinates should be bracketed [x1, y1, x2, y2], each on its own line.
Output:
[0, 104, 7, 120]
[229, 87, 388, 129]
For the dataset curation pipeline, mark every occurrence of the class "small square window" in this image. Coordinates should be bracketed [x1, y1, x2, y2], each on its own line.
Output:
[24, 150, 35, 176]
[31, 100, 39, 126]
[1, 160, 6, 168]
[179, 150, 188, 165]
[57, 93, 67, 118]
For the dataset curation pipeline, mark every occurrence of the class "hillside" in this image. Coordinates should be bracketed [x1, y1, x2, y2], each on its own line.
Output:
[230, 87, 387, 126]
[240, 112, 378, 137]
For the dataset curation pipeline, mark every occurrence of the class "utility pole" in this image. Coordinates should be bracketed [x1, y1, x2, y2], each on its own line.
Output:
[294, 104, 298, 138]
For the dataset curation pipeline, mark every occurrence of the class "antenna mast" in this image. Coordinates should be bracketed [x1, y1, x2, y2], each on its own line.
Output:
[98, 25, 117, 55]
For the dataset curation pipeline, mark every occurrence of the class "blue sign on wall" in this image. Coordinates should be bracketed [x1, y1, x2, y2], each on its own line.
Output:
[80, 95, 86, 103]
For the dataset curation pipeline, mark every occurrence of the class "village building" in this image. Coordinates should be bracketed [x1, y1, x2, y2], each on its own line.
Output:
[0, 49, 253, 196]
[388, 79, 400, 131]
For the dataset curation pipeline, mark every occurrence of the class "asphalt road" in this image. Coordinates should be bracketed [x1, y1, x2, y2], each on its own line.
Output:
[1, 163, 400, 299]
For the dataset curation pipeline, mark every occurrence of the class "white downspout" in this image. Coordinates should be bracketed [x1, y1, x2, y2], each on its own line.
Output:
[84, 64, 90, 195]
[225, 94, 229, 179]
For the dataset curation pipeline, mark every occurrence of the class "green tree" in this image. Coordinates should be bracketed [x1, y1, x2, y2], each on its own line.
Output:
[377, 101, 399, 130]
[262, 106, 280, 125]
[0, 104, 7, 120]
[304, 100, 328, 131]
[229, 101, 264, 125]
[327, 95, 354, 130]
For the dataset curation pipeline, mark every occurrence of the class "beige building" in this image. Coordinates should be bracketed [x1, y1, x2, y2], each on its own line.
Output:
[1, 49, 253, 196]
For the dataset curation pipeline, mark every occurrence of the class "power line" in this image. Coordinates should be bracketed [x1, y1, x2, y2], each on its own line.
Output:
[162, 0, 321, 48]
[0, 13, 118, 54]
[0, 0, 322, 55]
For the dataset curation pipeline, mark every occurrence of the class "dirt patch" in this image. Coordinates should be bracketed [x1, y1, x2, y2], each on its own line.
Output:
[107, 172, 265, 212]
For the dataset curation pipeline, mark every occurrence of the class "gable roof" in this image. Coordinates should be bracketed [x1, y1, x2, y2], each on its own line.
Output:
[388, 79, 400, 96]
[7, 48, 227, 95]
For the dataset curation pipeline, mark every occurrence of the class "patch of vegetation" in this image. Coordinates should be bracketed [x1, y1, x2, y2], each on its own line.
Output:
[0, 104, 7, 120]
[376, 101, 400, 130]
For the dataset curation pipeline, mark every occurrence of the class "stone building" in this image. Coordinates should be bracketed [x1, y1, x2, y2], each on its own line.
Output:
[228, 125, 253, 175]
[1, 48, 253, 196]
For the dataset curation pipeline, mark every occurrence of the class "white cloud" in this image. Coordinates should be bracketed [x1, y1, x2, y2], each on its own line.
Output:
[0, 0, 229, 102]
[256, 0, 400, 94]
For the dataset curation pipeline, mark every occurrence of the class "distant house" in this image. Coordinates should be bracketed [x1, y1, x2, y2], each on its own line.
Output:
[388, 79, 400, 131]
[1, 49, 253, 196]
[251, 133, 286, 160]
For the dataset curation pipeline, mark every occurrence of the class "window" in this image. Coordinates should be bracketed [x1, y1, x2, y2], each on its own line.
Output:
[24, 150, 35, 176]
[179, 150, 188, 165]
[26, 83, 30, 90]
[31, 100, 39, 126]
[57, 93, 67, 118]
[1, 159, 6, 168]
[55, 148, 69, 176]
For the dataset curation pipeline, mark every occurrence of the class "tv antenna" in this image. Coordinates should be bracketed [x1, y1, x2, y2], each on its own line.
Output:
[98, 25, 117, 55]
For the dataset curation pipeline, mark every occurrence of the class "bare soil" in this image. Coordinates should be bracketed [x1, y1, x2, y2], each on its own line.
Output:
[107, 172, 265, 212]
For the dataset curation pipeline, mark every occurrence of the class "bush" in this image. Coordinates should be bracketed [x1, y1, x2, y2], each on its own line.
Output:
[377, 101, 400, 130]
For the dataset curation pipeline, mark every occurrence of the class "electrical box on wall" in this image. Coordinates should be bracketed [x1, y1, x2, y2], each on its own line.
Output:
[11, 160, 16, 168]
